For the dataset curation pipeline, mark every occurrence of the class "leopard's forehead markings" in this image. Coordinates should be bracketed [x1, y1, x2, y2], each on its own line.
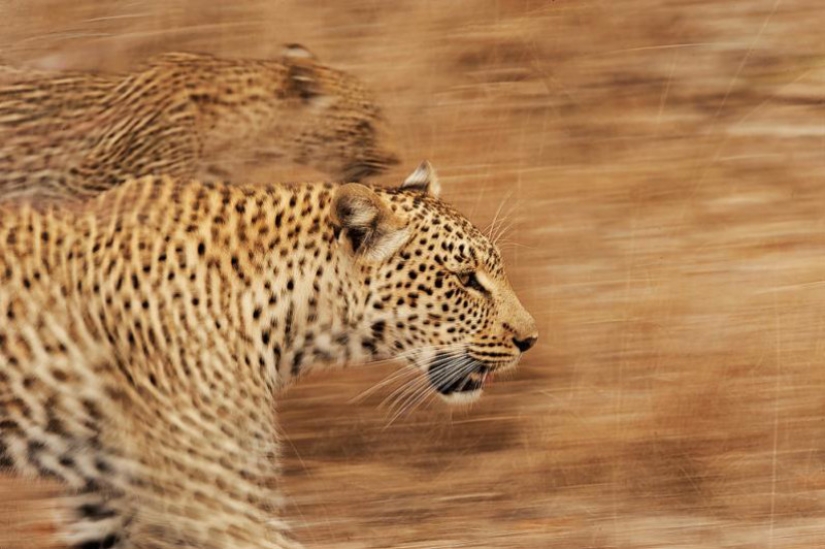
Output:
[384, 189, 505, 277]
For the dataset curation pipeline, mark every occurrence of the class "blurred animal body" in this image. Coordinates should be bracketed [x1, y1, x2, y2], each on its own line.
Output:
[0, 45, 398, 204]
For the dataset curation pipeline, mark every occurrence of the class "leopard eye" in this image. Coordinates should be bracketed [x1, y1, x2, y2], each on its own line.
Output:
[457, 271, 488, 294]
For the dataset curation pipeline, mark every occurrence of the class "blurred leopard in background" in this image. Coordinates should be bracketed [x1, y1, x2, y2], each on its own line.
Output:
[0, 44, 398, 203]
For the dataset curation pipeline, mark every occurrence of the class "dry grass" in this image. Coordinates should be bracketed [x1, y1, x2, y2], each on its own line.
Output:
[2, 0, 825, 547]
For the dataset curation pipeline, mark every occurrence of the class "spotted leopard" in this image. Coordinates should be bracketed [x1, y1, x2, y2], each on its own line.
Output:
[0, 45, 398, 203]
[0, 163, 537, 548]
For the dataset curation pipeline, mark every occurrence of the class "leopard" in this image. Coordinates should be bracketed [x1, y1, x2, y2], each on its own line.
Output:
[0, 44, 399, 204]
[0, 162, 537, 549]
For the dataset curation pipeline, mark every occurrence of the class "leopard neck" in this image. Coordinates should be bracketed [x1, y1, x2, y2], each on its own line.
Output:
[74, 178, 380, 398]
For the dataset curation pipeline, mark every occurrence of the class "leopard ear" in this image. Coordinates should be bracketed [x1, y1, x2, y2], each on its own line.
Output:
[331, 184, 408, 263]
[282, 43, 321, 101]
[400, 161, 441, 197]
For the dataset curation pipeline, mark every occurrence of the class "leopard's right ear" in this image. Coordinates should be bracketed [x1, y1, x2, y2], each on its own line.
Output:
[331, 184, 408, 263]
[400, 161, 441, 198]
[282, 43, 322, 101]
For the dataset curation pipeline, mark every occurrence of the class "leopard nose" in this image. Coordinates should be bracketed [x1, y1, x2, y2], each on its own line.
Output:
[513, 335, 537, 353]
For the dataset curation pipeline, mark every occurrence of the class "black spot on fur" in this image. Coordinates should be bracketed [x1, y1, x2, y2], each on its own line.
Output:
[79, 503, 118, 521]
[291, 351, 303, 376]
[361, 338, 377, 355]
[0, 440, 14, 468]
[370, 320, 386, 340]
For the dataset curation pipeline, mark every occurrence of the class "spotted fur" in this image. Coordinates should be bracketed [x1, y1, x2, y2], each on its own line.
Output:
[0, 163, 536, 548]
[0, 45, 398, 204]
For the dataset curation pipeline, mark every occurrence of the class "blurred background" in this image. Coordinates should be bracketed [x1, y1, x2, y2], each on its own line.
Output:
[2, 0, 825, 547]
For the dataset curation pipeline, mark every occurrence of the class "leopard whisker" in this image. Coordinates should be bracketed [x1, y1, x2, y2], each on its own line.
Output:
[385, 357, 477, 424]
[485, 189, 515, 241]
[492, 218, 518, 247]
[349, 367, 420, 404]
[381, 375, 434, 421]
[387, 355, 474, 410]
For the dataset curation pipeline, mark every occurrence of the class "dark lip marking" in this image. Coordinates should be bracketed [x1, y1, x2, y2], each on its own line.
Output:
[427, 352, 491, 395]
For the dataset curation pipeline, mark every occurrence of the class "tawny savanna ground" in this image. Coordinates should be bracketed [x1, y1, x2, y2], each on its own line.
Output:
[2, 1, 825, 547]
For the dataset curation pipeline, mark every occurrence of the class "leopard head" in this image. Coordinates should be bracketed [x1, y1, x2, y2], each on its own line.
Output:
[166, 46, 399, 182]
[331, 162, 537, 403]
[280, 44, 400, 182]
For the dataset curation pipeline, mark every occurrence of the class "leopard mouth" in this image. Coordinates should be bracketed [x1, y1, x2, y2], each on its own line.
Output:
[426, 353, 494, 396]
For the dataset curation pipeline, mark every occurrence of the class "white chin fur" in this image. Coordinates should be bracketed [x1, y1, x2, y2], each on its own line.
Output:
[438, 389, 483, 405]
